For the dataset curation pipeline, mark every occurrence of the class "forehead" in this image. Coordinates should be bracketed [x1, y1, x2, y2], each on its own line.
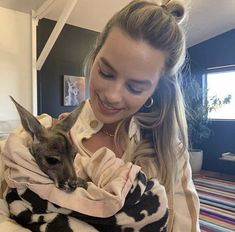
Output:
[97, 27, 166, 83]
[42, 132, 68, 150]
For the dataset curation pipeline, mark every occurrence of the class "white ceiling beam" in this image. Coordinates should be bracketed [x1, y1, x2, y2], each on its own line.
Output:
[36, 0, 78, 71]
[33, 0, 57, 20]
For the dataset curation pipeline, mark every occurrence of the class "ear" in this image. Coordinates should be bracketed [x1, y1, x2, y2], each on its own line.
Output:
[55, 101, 85, 132]
[10, 96, 47, 141]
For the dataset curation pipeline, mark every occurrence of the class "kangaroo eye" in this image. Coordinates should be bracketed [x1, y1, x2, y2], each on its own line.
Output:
[46, 157, 60, 165]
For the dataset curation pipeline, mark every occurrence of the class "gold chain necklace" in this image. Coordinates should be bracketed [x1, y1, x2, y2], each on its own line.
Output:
[101, 128, 115, 137]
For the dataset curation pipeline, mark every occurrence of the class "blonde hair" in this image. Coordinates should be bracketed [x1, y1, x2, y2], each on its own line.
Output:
[84, 0, 188, 192]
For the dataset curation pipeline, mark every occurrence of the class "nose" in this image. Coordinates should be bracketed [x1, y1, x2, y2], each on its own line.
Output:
[104, 82, 123, 104]
[58, 179, 76, 193]
[68, 177, 88, 190]
[68, 179, 77, 191]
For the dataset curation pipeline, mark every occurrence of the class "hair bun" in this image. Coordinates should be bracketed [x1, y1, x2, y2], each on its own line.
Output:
[165, 1, 185, 24]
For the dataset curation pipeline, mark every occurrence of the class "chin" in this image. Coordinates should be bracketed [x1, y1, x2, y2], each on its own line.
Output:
[96, 112, 122, 124]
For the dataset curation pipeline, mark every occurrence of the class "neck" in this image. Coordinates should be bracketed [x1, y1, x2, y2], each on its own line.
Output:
[101, 128, 115, 137]
[101, 123, 118, 137]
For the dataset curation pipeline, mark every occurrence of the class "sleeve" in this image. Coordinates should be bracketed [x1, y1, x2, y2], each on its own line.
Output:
[172, 149, 200, 232]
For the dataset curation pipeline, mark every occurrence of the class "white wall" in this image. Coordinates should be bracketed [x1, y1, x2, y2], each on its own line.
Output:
[0, 7, 32, 123]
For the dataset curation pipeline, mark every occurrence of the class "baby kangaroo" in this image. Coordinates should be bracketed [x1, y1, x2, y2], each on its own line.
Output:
[10, 96, 87, 192]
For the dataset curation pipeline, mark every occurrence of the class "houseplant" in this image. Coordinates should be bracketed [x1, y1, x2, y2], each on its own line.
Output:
[183, 77, 231, 173]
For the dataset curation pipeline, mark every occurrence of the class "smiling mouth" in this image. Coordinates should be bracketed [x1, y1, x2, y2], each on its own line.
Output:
[97, 96, 123, 115]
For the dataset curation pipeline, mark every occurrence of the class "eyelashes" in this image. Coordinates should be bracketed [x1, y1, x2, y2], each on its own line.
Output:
[126, 84, 143, 94]
[98, 68, 144, 95]
[98, 69, 114, 79]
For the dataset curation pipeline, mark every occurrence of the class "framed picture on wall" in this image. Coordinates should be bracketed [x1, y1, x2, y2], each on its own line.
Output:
[63, 75, 86, 106]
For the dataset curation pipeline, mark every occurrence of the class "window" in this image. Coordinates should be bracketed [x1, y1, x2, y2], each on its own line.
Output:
[206, 70, 235, 120]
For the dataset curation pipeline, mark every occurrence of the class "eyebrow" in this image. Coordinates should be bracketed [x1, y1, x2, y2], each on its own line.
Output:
[100, 57, 152, 87]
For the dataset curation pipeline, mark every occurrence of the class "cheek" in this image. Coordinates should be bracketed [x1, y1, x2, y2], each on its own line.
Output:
[126, 88, 155, 113]
[126, 96, 148, 111]
[89, 70, 98, 95]
[89, 77, 94, 95]
[89, 63, 104, 90]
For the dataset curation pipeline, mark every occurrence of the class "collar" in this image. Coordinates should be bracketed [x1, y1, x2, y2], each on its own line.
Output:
[72, 99, 140, 140]
[74, 99, 103, 134]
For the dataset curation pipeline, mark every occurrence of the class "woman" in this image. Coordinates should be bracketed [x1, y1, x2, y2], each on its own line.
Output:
[0, 0, 200, 231]
[81, 0, 200, 230]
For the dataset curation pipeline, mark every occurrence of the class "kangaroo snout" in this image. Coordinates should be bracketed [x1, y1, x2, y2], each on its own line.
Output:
[58, 177, 88, 193]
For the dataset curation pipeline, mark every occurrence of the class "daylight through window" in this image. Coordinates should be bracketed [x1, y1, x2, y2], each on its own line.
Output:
[207, 70, 235, 120]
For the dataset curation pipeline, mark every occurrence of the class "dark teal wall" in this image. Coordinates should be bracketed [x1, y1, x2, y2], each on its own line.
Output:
[188, 29, 235, 175]
[37, 19, 98, 117]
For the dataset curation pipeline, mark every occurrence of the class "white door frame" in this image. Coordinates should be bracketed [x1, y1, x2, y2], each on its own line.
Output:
[31, 0, 78, 115]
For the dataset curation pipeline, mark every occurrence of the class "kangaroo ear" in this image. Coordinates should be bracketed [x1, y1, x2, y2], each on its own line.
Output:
[55, 101, 85, 132]
[10, 96, 47, 141]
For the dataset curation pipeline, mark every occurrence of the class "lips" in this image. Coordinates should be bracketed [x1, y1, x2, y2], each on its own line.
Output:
[97, 96, 122, 116]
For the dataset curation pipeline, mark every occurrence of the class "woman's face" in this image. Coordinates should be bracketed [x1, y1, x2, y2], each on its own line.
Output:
[89, 27, 166, 125]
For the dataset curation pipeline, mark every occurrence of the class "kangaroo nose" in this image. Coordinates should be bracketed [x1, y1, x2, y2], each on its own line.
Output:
[58, 179, 76, 193]
[58, 178, 87, 192]
[68, 179, 77, 190]
[69, 177, 88, 190]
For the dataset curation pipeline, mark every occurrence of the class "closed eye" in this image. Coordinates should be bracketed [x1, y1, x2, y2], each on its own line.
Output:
[126, 84, 144, 94]
[98, 69, 114, 79]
